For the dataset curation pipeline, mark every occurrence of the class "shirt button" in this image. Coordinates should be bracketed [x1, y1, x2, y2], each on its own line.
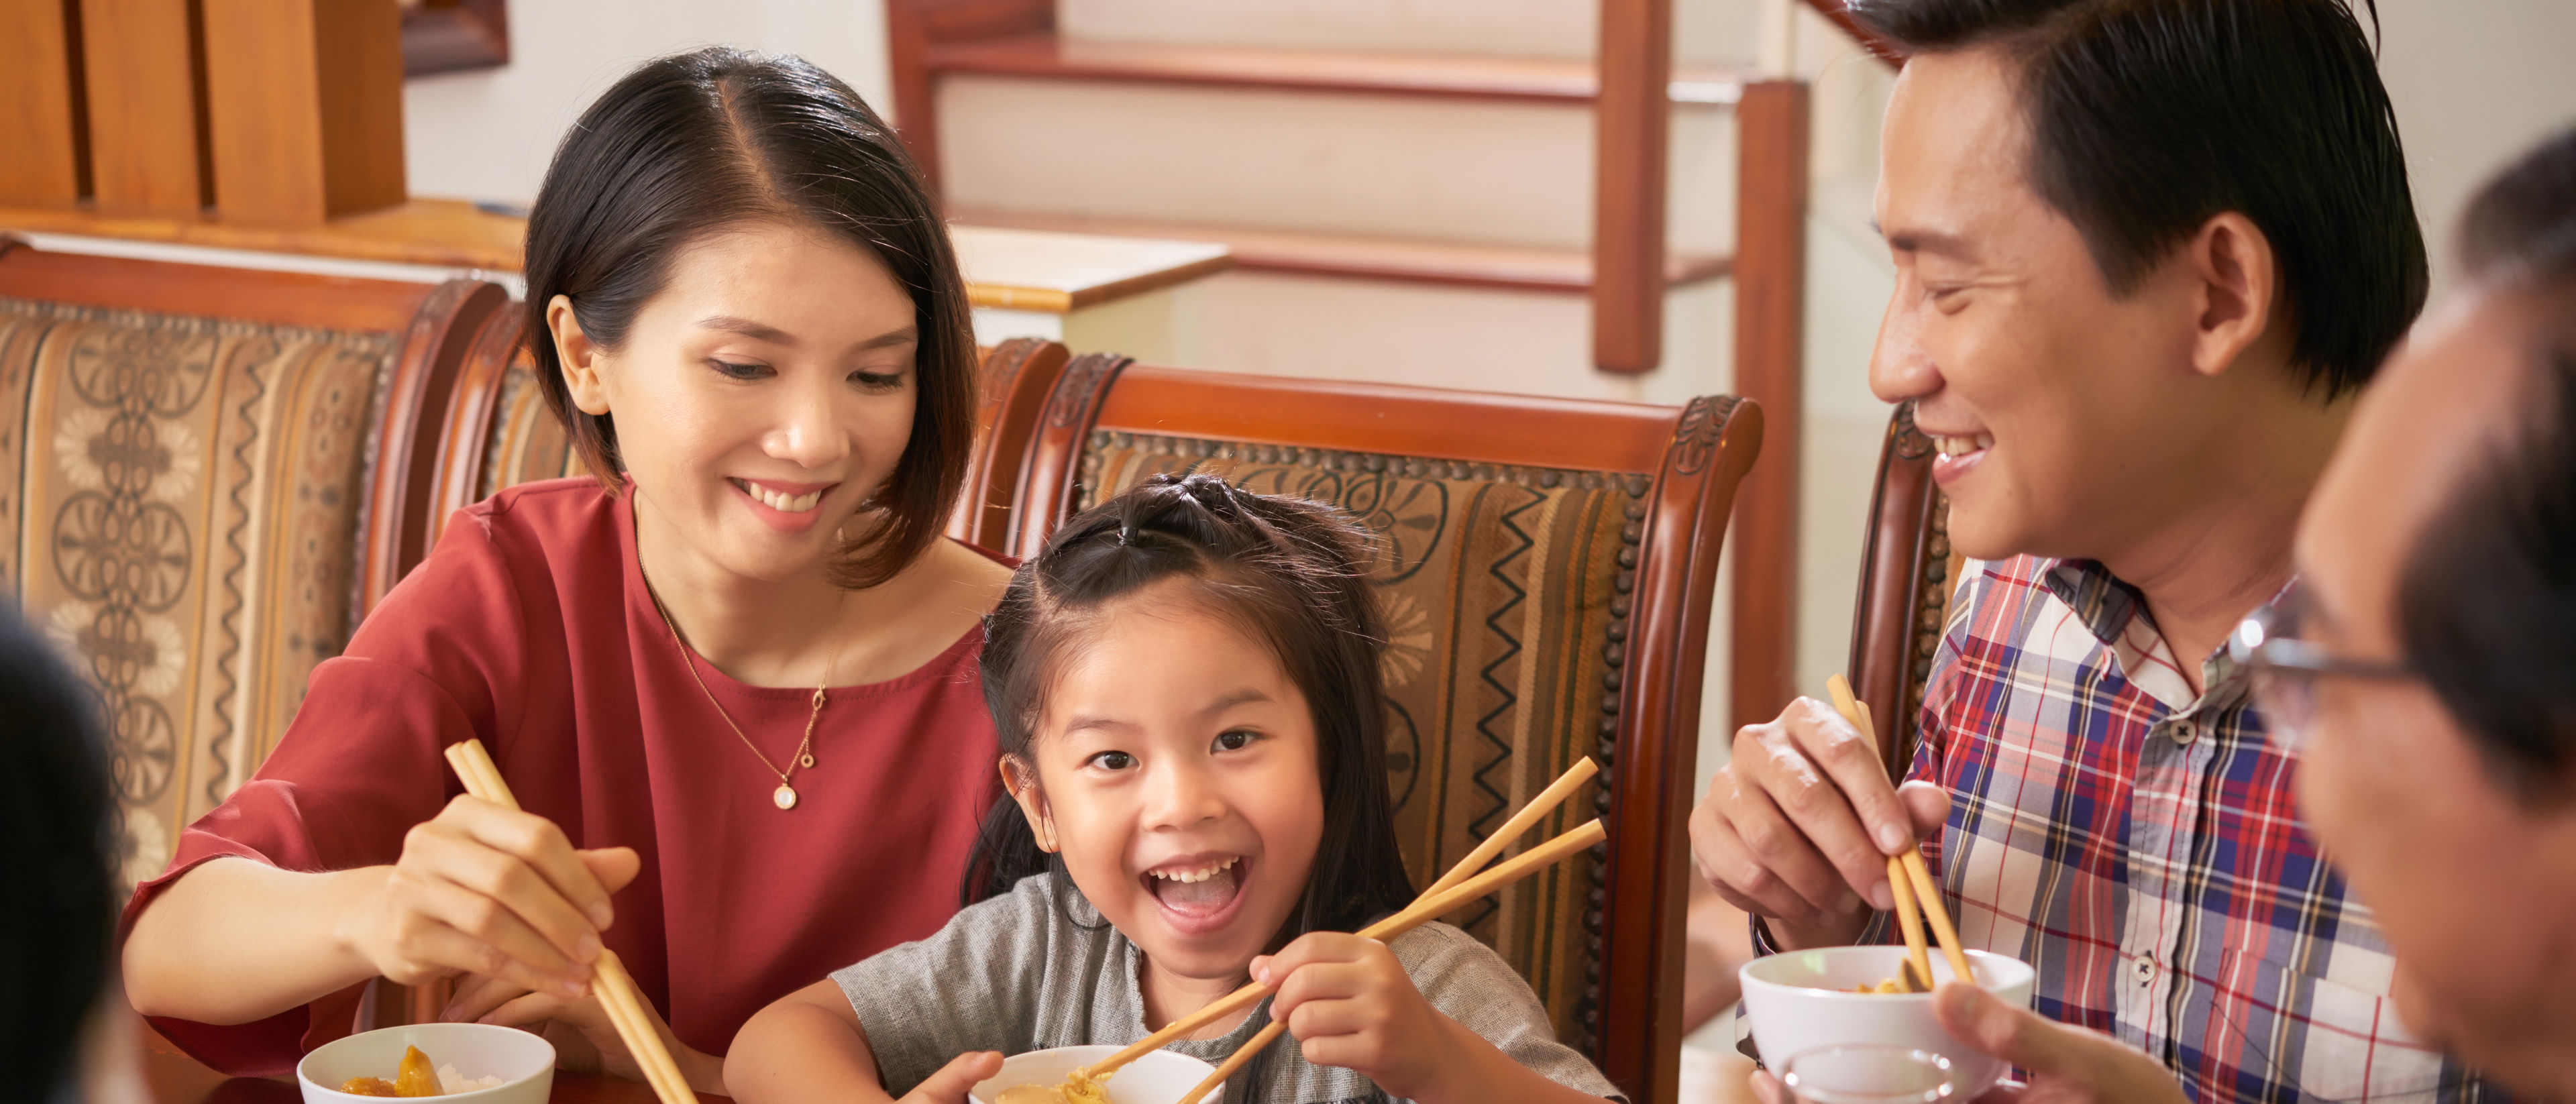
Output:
[2173, 722, 2198, 744]
[2134, 956, 2156, 983]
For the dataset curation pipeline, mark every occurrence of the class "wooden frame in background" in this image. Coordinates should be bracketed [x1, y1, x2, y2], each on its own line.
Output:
[402, 0, 508, 77]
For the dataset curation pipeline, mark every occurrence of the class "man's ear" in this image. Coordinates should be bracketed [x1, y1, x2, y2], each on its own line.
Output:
[2184, 211, 2284, 379]
[547, 294, 614, 416]
[999, 757, 1058, 853]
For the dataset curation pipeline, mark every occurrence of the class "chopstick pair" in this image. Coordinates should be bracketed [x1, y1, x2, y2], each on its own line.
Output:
[1164, 758, 1605, 1104]
[441, 740, 700, 1104]
[1823, 676, 1974, 992]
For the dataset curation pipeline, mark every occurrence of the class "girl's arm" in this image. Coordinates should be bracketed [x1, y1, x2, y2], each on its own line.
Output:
[1258, 934, 1616, 1104]
[727, 979, 1000, 1104]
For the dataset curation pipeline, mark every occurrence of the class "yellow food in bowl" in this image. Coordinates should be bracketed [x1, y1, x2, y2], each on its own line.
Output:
[334, 1044, 510, 1097]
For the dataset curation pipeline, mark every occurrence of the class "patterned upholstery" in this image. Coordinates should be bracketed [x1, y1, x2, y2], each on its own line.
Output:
[477, 357, 585, 498]
[0, 296, 394, 887]
[1081, 431, 1651, 1048]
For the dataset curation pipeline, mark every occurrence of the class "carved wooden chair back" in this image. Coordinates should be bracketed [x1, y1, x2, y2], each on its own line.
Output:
[1001, 355, 1762, 1104]
[0, 241, 505, 888]
[1845, 401, 1965, 781]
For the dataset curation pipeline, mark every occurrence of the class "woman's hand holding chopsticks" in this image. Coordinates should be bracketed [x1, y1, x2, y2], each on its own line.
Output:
[351, 794, 640, 1001]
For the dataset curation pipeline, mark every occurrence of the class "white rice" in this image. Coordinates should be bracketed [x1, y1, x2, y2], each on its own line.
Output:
[437, 1064, 510, 1094]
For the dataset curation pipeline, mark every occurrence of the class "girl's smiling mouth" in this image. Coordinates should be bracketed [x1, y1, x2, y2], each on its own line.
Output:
[1142, 853, 1250, 935]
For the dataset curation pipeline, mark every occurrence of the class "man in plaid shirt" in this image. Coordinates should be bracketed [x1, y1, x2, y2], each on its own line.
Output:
[1689, 1, 2494, 1101]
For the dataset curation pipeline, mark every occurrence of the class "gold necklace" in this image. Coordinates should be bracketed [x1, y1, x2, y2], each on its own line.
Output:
[637, 558, 845, 811]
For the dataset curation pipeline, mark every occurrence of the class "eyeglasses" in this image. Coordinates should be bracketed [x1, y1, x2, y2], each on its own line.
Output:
[2230, 598, 2416, 753]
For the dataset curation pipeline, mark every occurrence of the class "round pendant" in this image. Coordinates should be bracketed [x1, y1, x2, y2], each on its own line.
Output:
[773, 783, 798, 810]
[800, 753, 816, 769]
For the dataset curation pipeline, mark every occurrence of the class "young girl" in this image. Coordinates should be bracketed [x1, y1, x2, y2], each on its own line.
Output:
[119, 49, 1008, 1091]
[729, 474, 1619, 1104]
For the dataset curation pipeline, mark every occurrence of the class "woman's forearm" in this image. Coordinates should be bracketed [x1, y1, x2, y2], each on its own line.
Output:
[122, 857, 386, 1023]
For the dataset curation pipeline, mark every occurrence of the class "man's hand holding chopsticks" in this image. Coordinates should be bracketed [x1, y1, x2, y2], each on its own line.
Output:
[349, 792, 639, 1002]
[1686, 696, 1949, 948]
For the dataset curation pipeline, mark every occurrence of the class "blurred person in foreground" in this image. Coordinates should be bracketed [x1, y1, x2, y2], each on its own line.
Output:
[1688, 0, 2467, 1099]
[1, 603, 146, 1104]
[1764, 126, 2576, 1104]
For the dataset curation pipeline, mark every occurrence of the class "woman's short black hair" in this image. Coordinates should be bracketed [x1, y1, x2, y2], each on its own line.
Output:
[0, 607, 116, 1100]
[2397, 126, 2576, 793]
[521, 47, 976, 588]
[1847, 0, 2428, 398]
[963, 474, 1417, 938]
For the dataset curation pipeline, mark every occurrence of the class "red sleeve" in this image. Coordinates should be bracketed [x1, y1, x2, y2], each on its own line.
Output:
[118, 510, 532, 1076]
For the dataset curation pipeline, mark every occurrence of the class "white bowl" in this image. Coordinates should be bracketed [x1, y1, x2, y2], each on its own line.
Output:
[1739, 946, 2035, 1098]
[970, 1046, 1226, 1104]
[297, 1022, 555, 1104]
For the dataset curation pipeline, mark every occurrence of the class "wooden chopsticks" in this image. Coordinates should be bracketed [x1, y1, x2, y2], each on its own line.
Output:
[1824, 677, 1975, 990]
[441, 740, 700, 1104]
[1159, 757, 1605, 1104]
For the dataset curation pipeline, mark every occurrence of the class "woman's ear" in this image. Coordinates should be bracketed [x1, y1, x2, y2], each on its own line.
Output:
[547, 294, 614, 416]
[999, 757, 1058, 853]
[2184, 211, 2284, 380]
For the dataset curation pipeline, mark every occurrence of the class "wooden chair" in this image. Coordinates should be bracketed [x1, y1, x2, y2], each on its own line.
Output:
[1843, 400, 1964, 781]
[1002, 354, 1762, 1104]
[0, 241, 505, 891]
[425, 322, 1072, 553]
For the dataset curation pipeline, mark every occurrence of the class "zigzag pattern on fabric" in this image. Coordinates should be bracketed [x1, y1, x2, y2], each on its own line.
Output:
[207, 338, 276, 811]
[1464, 486, 1539, 932]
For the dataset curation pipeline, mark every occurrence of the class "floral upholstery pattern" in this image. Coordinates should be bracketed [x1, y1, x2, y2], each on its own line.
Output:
[1081, 431, 1650, 1049]
[0, 297, 392, 887]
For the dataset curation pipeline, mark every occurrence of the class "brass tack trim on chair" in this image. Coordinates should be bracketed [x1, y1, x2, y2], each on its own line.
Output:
[1570, 472, 1648, 1058]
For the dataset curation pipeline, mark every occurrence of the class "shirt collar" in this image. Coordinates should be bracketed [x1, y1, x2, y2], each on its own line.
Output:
[2036, 557, 2291, 716]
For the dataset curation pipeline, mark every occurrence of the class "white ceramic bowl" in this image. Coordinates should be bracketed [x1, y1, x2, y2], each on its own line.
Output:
[1739, 946, 2035, 1098]
[297, 1022, 555, 1104]
[970, 1046, 1226, 1104]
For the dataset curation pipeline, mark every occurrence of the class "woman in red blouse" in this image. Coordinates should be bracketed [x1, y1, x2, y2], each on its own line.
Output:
[117, 48, 1008, 1094]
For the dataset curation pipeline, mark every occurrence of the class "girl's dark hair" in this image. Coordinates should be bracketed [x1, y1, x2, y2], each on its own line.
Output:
[521, 47, 975, 588]
[962, 474, 1417, 939]
[1847, 0, 2426, 398]
[0, 607, 115, 1101]
[2397, 126, 2576, 791]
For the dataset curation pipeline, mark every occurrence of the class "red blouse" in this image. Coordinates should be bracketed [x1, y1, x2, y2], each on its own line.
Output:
[121, 479, 1004, 1075]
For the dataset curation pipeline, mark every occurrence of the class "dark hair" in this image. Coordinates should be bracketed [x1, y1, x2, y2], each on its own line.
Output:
[2397, 126, 2576, 790]
[963, 474, 1417, 940]
[0, 606, 116, 1100]
[1848, 0, 2428, 397]
[521, 47, 975, 588]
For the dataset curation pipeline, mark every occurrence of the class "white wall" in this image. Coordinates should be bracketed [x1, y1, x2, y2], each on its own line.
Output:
[2377, 0, 2576, 290]
[402, 0, 894, 207]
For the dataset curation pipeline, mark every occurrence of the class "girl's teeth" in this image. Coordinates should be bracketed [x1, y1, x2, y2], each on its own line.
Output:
[1151, 858, 1239, 883]
[1936, 434, 1994, 457]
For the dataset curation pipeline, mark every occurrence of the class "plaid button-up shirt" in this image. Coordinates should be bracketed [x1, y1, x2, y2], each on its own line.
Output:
[1901, 556, 2485, 1104]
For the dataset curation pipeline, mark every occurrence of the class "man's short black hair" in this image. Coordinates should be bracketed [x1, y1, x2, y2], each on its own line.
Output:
[1847, 0, 2428, 398]
[2398, 127, 2576, 791]
[0, 606, 116, 1099]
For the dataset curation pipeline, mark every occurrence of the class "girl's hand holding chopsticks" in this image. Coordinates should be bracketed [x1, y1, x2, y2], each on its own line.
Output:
[1250, 931, 1612, 1104]
[1250, 934, 1453, 1100]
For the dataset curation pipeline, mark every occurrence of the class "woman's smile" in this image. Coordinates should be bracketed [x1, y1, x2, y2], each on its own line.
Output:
[729, 476, 842, 532]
